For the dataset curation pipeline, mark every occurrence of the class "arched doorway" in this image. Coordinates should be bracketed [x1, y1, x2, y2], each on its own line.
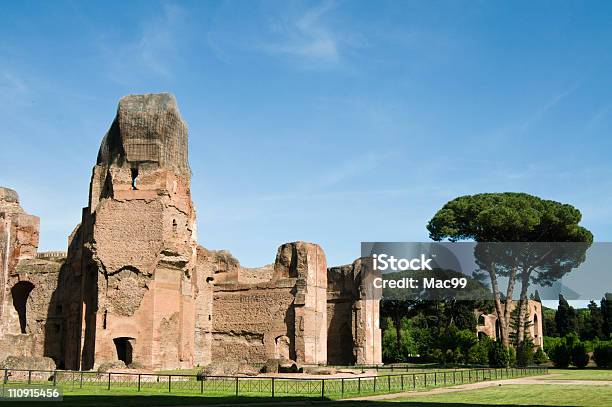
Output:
[113, 337, 135, 365]
[11, 281, 35, 334]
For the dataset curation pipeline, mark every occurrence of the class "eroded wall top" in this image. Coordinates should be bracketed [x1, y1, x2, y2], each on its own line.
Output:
[0, 187, 23, 214]
[96, 93, 190, 177]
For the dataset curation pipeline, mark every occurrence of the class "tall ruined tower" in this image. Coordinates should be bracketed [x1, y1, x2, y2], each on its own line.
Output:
[63, 93, 197, 370]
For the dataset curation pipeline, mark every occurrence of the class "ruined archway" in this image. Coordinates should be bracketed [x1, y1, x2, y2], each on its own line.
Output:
[494, 319, 501, 341]
[113, 337, 135, 365]
[11, 281, 35, 334]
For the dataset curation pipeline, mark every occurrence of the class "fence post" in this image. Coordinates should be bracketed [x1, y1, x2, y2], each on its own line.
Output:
[401, 374, 404, 390]
[168, 375, 171, 392]
[413, 374, 416, 389]
[200, 377, 204, 394]
[3, 369, 7, 385]
[321, 379, 325, 400]
[468, 370, 471, 382]
[341, 378, 345, 397]
[424, 373, 427, 388]
[235, 377, 239, 396]
[387, 375, 391, 391]
[107, 373, 111, 390]
[358, 377, 361, 394]
[137, 374, 141, 392]
[271, 377, 275, 398]
[374, 376, 377, 393]
[28, 370, 31, 384]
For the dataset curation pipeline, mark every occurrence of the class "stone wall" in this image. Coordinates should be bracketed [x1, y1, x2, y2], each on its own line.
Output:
[327, 258, 382, 365]
[476, 300, 544, 349]
[0, 94, 382, 371]
[62, 93, 198, 371]
[203, 241, 328, 366]
[0, 188, 63, 367]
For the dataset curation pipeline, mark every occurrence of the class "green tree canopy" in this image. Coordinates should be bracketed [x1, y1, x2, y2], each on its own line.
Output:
[427, 193, 592, 243]
[427, 192, 592, 347]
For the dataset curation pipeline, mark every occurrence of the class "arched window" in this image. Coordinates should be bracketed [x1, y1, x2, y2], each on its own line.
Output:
[11, 281, 35, 334]
[113, 337, 135, 365]
[478, 314, 486, 326]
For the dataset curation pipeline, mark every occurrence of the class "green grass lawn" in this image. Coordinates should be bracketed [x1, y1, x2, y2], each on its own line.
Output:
[6, 384, 611, 407]
[0, 367, 550, 406]
[374, 384, 612, 406]
[545, 368, 612, 381]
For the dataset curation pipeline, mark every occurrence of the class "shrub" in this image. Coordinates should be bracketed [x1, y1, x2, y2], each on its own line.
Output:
[127, 361, 145, 369]
[467, 338, 491, 365]
[516, 339, 534, 367]
[488, 342, 510, 367]
[382, 323, 401, 363]
[549, 343, 571, 368]
[97, 361, 126, 372]
[507, 346, 516, 367]
[533, 347, 548, 365]
[571, 342, 590, 368]
[593, 342, 612, 368]
[544, 336, 563, 351]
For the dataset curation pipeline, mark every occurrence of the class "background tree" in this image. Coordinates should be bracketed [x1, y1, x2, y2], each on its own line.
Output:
[380, 299, 419, 351]
[602, 293, 612, 339]
[427, 192, 592, 348]
[582, 301, 604, 340]
[556, 294, 578, 337]
[543, 306, 558, 337]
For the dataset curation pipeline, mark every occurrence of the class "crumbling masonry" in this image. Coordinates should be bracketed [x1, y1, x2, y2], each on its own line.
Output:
[0, 93, 382, 370]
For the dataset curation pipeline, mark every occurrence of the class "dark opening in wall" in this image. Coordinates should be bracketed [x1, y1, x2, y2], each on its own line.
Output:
[172, 219, 177, 233]
[11, 281, 35, 334]
[113, 337, 135, 365]
[130, 167, 139, 190]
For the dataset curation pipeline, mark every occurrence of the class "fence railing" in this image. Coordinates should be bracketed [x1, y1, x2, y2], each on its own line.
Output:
[1, 366, 548, 400]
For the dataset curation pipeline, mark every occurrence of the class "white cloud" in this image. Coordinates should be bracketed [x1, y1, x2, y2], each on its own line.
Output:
[99, 3, 186, 83]
[519, 82, 581, 134]
[258, 1, 359, 69]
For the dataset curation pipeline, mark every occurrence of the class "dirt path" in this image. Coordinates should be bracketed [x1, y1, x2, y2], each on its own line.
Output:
[346, 374, 612, 401]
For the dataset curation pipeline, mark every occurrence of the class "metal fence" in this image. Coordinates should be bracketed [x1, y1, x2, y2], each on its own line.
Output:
[1, 366, 548, 400]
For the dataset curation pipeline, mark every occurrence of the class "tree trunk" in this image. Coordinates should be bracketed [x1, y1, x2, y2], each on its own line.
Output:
[394, 316, 402, 354]
[501, 265, 518, 348]
[516, 270, 530, 347]
[488, 263, 509, 347]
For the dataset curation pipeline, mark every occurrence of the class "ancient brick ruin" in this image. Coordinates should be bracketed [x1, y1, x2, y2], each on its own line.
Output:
[0, 93, 382, 371]
[476, 300, 544, 349]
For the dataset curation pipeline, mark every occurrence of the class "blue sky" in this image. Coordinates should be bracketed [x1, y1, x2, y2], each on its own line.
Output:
[1, 0, 611, 268]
